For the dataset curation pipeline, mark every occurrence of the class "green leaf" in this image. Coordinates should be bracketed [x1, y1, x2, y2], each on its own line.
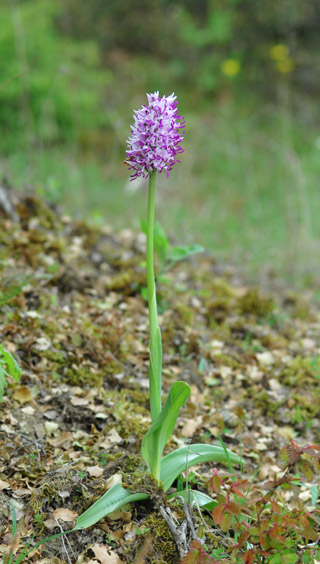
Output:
[0, 345, 21, 381]
[160, 443, 242, 492]
[154, 223, 170, 266]
[282, 556, 299, 564]
[0, 367, 7, 401]
[168, 488, 217, 509]
[141, 381, 191, 472]
[166, 244, 204, 267]
[140, 220, 170, 269]
[74, 482, 149, 530]
[0, 345, 21, 401]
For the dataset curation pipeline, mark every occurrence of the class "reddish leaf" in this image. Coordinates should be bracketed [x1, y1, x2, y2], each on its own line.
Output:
[230, 479, 250, 498]
[270, 500, 281, 514]
[299, 526, 319, 541]
[208, 472, 222, 494]
[286, 444, 300, 465]
[233, 529, 250, 549]
[242, 549, 256, 564]
[297, 459, 314, 481]
[180, 540, 222, 564]
[227, 501, 242, 516]
[220, 512, 232, 532]
[212, 503, 225, 525]
[269, 524, 286, 543]
[180, 540, 202, 564]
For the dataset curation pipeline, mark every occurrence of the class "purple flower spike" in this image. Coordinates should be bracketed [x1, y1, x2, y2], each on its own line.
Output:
[126, 91, 185, 180]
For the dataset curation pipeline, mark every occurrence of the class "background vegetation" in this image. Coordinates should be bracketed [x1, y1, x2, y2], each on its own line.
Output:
[1, 0, 320, 284]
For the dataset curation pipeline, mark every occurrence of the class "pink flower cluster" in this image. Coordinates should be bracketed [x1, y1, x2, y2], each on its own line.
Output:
[126, 92, 185, 180]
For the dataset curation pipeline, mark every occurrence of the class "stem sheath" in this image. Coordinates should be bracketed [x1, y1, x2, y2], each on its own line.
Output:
[146, 170, 161, 424]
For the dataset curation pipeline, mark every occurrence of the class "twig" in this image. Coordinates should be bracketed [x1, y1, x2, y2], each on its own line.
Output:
[158, 505, 188, 559]
[55, 520, 75, 564]
[158, 493, 206, 559]
[176, 495, 203, 545]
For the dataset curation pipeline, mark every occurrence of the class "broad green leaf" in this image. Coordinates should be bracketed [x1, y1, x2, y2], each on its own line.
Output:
[141, 381, 191, 471]
[74, 482, 149, 530]
[168, 488, 217, 509]
[160, 443, 242, 492]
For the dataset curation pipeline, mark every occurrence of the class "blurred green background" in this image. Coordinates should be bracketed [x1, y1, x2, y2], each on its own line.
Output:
[1, 0, 320, 285]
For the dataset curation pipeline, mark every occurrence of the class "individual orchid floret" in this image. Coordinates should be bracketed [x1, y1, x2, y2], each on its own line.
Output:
[125, 91, 185, 180]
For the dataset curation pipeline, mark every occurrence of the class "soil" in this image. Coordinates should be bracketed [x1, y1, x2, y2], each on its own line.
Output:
[0, 188, 319, 563]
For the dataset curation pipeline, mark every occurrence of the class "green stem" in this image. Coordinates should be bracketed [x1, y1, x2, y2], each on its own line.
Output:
[146, 170, 162, 424]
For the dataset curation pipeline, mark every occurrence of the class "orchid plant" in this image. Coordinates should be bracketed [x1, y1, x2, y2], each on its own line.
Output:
[73, 93, 241, 530]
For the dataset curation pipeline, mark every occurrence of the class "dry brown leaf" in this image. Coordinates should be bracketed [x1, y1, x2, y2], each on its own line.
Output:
[0, 479, 10, 490]
[12, 488, 31, 497]
[52, 508, 78, 522]
[21, 405, 35, 415]
[105, 473, 122, 489]
[12, 386, 32, 403]
[256, 351, 275, 366]
[181, 415, 203, 436]
[43, 518, 58, 530]
[100, 428, 122, 448]
[44, 421, 59, 436]
[276, 425, 296, 440]
[48, 431, 73, 447]
[132, 536, 153, 564]
[91, 543, 122, 563]
[71, 396, 89, 406]
[106, 507, 131, 522]
[87, 465, 103, 478]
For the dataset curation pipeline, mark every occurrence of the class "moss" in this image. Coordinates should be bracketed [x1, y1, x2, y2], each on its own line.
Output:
[120, 454, 145, 475]
[211, 278, 235, 298]
[173, 303, 194, 326]
[128, 511, 179, 564]
[238, 288, 274, 318]
[116, 413, 149, 441]
[254, 390, 284, 414]
[291, 392, 319, 417]
[120, 388, 149, 407]
[108, 269, 145, 294]
[42, 349, 67, 363]
[30, 472, 76, 514]
[283, 291, 312, 320]
[281, 356, 318, 386]
[64, 365, 104, 386]
[185, 330, 200, 355]
[206, 296, 233, 323]
[212, 353, 239, 369]
[123, 469, 165, 504]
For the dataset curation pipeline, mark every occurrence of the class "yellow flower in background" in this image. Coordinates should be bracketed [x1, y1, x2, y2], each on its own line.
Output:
[270, 44, 289, 61]
[221, 59, 241, 77]
[269, 44, 295, 73]
[276, 57, 295, 73]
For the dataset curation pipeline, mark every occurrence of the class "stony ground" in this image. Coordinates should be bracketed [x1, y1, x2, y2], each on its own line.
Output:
[0, 190, 319, 563]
